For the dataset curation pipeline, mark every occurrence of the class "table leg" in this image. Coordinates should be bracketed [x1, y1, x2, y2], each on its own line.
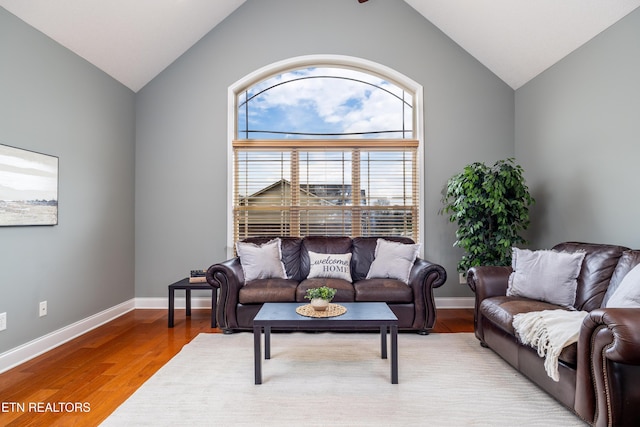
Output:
[380, 325, 387, 359]
[264, 325, 271, 359]
[185, 288, 192, 316]
[254, 326, 262, 384]
[168, 288, 175, 328]
[391, 324, 398, 384]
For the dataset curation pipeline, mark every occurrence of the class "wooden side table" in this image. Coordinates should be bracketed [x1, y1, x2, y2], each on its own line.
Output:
[168, 278, 217, 328]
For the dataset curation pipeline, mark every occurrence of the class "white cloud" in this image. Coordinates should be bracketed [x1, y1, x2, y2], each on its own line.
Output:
[244, 67, 412, 137]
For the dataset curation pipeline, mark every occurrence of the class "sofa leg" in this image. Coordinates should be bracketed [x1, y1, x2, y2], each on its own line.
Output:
[418, 329, 430, 335]
[480, 341, 489, 348]
[223, 329, 234, 335]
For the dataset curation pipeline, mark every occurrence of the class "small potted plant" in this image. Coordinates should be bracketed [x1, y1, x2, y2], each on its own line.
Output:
[305, 286, 337, 311]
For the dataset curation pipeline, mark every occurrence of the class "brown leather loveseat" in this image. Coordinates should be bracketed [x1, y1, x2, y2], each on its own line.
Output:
[207, 236, 447, 334]
[467, 242, 640, 426]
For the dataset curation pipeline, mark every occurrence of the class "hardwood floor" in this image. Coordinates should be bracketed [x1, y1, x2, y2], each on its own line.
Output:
[0, 308, 474, 427]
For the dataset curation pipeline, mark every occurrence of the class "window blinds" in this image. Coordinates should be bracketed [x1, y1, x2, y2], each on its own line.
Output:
[233, 139, 418, 242]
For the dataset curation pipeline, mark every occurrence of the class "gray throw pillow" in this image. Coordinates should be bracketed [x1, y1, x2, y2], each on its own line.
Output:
[366, 238, 420, 284]
[235, 238, 287, 283]
[307, 251, 352, 282]
[606, 263, 640, 308]
[507, 248, 586, 309]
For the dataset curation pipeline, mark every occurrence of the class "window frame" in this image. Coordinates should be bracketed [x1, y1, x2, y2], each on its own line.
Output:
[227, 55, 424, 258]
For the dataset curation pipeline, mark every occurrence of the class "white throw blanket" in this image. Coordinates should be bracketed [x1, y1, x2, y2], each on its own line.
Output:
[513, 310, 589, 381]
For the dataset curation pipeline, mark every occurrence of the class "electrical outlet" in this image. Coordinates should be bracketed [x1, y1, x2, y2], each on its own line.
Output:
[459, 273, 466, 284]
[0, 312, 6, 331]
[39, 301, 47, 317]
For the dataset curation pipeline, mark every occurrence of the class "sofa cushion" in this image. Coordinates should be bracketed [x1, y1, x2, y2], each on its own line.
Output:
[300, 236, 353, 279]
[296, 278, 355, 302]
[354, 279, 413, 303]
[603, 249, 640, 307]
[351, 236, 416, 281]
[242, 237, 303, 281]
[238, 279, 298, 304]
[307, 251, 352, 282]
[507, 248, 586, 309]
[236, 238, 287, 283]
[606, 264, 640, 308]
[552, 242, 629, 312]
[480, 297, 579, 368]
[366, 238, 420, 284]
[480, 296, 565, 336]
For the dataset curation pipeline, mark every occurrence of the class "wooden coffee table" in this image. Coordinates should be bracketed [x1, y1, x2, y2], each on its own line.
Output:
[253, 302, 398, 384]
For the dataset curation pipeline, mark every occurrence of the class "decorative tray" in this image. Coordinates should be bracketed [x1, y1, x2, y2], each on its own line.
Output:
[296, 303, 347, 318]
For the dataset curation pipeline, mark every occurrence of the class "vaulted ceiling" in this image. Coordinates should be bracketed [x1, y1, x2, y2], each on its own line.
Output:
[1, 0, 639, 92]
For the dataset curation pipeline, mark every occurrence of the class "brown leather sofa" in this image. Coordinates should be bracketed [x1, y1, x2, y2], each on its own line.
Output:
[467, 241, 640, 427]
[206, 236, 447, 334]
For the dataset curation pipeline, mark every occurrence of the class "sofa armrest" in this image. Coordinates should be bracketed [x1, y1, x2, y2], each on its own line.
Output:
[584, 308, 640, 363]
[466, 265, 511, 299]
[466, 266, 512, 343]
[575, 308, 640, 426]
[407, 258, 447, 332]
[206, 258, 244, 330]
[409, 258, 447, 290]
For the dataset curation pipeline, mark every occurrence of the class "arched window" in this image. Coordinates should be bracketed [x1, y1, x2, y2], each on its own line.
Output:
[229, 56, 423, 248]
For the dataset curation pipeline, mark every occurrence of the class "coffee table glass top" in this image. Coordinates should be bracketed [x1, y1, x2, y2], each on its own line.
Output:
[254, 302, 397, 323]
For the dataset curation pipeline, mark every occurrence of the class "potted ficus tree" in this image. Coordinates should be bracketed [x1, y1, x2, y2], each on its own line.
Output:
[305, 286, 337, 311]
[441, 158, 535, 273]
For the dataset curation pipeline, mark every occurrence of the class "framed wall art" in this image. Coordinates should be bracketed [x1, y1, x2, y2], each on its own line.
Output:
[0, 143, 59, 226]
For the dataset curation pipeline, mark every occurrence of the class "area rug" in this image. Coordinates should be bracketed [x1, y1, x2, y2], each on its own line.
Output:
[101, 332, 585, 426]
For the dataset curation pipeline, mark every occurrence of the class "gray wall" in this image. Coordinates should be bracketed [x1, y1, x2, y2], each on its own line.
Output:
[515, 8, 640, 250]
[0, 8, 135, 353]
[1, 0, 637, 355]
[135, 0, 514, 300]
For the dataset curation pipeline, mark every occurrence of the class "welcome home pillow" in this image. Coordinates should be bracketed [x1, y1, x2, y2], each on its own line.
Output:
[307, 251, 352, 282]
[366, 238, 421, 284]
[606, 263, 640, 308]
[235, 238, 287, 283]
[507, 248, 586, 309]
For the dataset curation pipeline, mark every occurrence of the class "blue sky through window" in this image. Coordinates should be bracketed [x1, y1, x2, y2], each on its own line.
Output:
[237, 67, 413, 139]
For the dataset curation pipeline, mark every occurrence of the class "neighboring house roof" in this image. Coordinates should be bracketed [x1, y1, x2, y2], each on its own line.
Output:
[240, 179, 365, 206]
[240, 179, 334, 206]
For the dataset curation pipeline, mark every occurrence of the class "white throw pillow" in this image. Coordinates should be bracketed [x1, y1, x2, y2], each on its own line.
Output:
[235, 238, 287, 283]
[507, 248, 586, 309]
[307, 251, 352, 282]
[366, 239, 420, 284]
[606, 264, 640, 308]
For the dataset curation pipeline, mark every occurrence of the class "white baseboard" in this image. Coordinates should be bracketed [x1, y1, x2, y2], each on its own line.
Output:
[134, 297, 214, 309]
[435, 297, 475, 309]
[0, 299, 135, 374]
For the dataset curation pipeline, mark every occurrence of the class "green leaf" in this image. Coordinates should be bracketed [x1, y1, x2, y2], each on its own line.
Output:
[440, 158, 534, 272]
